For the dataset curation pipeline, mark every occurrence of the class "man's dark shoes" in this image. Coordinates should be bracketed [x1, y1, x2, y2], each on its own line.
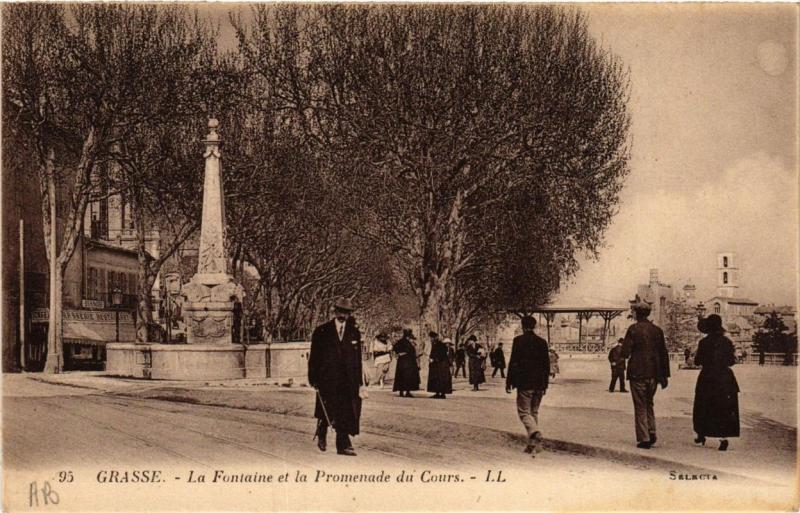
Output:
[337, 447, 357, 456]
[525, 431, 543, 455]
[636, 441, 652, 449]
[649, 433, 657, 445]
[718, 440, 729, 451]
[317, 436, 327, 452]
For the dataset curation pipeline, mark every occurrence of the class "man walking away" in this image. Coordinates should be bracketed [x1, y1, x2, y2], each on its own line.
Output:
[308, 298, 363, 456]
[608, 338, 627, 392]
[491, 343, 506, 378]
[623, 300, 670, 449]
[506, 316, 550, 456]
[454, 343, 467, 378]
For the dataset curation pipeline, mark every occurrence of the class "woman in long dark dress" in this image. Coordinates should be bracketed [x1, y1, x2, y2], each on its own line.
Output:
[465, 335, 486, 391]
[693, 314, 740, 451]
[426, 332, 453, 399]
[393, 329, 421, 397]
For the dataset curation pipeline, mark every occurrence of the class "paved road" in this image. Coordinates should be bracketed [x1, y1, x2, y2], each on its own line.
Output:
[4, 373, 796, 511]
[1, 377, 644, 511]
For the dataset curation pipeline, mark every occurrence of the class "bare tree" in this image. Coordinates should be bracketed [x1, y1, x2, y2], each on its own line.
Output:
[4, 5, 115, 371]
[2, 4, 238, 363]
[236, 5, 631, 336]
[224, 111, 397, 341]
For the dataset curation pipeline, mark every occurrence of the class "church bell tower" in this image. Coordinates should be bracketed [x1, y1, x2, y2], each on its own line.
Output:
[716, 252, 738, 298]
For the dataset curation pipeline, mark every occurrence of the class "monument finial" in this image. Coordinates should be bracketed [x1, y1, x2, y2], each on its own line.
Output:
[205, 118, 220, 144]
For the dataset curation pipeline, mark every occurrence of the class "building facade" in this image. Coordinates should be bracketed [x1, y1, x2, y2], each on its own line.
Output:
[3, 155, 159, 371]
[636, 269, 673, 328]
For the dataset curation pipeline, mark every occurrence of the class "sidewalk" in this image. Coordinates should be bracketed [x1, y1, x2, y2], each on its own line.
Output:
[25, 359, 797, 487]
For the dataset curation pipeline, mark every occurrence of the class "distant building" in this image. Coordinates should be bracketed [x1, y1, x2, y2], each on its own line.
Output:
[3, 156, 158, 372]
[636, 269, 673, 327]
[716, 252, 739, 298]
[704, 252, 759, 352]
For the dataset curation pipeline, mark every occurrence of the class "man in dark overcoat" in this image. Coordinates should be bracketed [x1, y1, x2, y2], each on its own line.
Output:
[506, 316, 550, 455]
[453, 344, 467, 378]
[491, 343, 506, 378]
[623, 300, 670, 449]
[308, 298, 363, 456]
[608, 338, 627, 392]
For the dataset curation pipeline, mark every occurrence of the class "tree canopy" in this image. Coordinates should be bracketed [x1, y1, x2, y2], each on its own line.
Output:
[234, 5, 631, 340]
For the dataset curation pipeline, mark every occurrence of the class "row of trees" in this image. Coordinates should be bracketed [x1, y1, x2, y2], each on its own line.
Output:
[3, 4, 631, 365]
[752, 312, 798, 364]
[228, 5, 630, 343]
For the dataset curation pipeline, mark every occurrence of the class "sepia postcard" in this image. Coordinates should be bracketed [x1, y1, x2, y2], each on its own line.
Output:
[1, 2, 798, 512]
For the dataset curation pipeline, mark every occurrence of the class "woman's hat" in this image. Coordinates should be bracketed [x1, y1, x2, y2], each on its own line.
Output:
[632, 300, 652, 313]
[443, 337, 453, 344]
[698, 314, 724, 334]
[376, 333, 388, 341]
[403, 328, 416, 339]
[467, 334, 477, 342]
[428, 331, 439, 338]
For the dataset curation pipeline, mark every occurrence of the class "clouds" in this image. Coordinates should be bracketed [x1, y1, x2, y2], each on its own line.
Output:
[559, 152, 797, 305]
[554, 6, 797, 308]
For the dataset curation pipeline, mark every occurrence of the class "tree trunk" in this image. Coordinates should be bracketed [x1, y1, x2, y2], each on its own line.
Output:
[42, 157, 62, 373]
[132, 189, 154, 343]
[136, 269, 157, 343]
[44, 263, 64, 373]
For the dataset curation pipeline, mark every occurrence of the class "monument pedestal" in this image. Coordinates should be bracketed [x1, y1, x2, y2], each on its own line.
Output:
[105, 120, 249, 381]
[105, 342, 311, 381]
[106, 343, 247, 380]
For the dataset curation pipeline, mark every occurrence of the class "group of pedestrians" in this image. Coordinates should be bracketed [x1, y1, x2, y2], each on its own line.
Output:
[307, 297, 741, 457]
[614, 300, 740, 451]
[392, 331, 505, 397]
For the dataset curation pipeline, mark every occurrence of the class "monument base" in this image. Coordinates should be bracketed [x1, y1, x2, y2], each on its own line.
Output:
[107, 343, 247, 380]
[266, 342, 311, 380]
[105, 341, 313, 382]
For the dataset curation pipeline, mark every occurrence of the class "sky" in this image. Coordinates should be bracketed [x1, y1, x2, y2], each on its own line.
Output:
[203, 4, 798, 307]
[554, 4, 798, 307]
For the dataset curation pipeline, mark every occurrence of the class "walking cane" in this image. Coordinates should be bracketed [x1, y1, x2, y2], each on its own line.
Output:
[313, 388, 333, 440]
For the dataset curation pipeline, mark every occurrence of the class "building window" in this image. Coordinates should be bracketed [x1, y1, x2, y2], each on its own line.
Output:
[87, 267, 97, 300]
[659, 297, 666, 310]
[723, 272, 728, 284]
[723, 256, 728, 268]
[121, 197, 135, 232]
[128, 273, 137, 295]
[714, 303, 721, 314]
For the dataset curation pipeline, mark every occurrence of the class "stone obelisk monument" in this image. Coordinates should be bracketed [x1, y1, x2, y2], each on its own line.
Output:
[182, 119, 244, 345]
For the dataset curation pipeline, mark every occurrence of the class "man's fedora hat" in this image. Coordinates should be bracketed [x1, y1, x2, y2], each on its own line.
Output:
[376, 333, 389, 341]
[333, 298, 355, 312]
[403, 328, 416, 339]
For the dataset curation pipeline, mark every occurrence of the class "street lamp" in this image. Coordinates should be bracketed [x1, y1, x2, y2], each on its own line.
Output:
[112, 287, 123, 342]
[695, 301, 706, 319]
